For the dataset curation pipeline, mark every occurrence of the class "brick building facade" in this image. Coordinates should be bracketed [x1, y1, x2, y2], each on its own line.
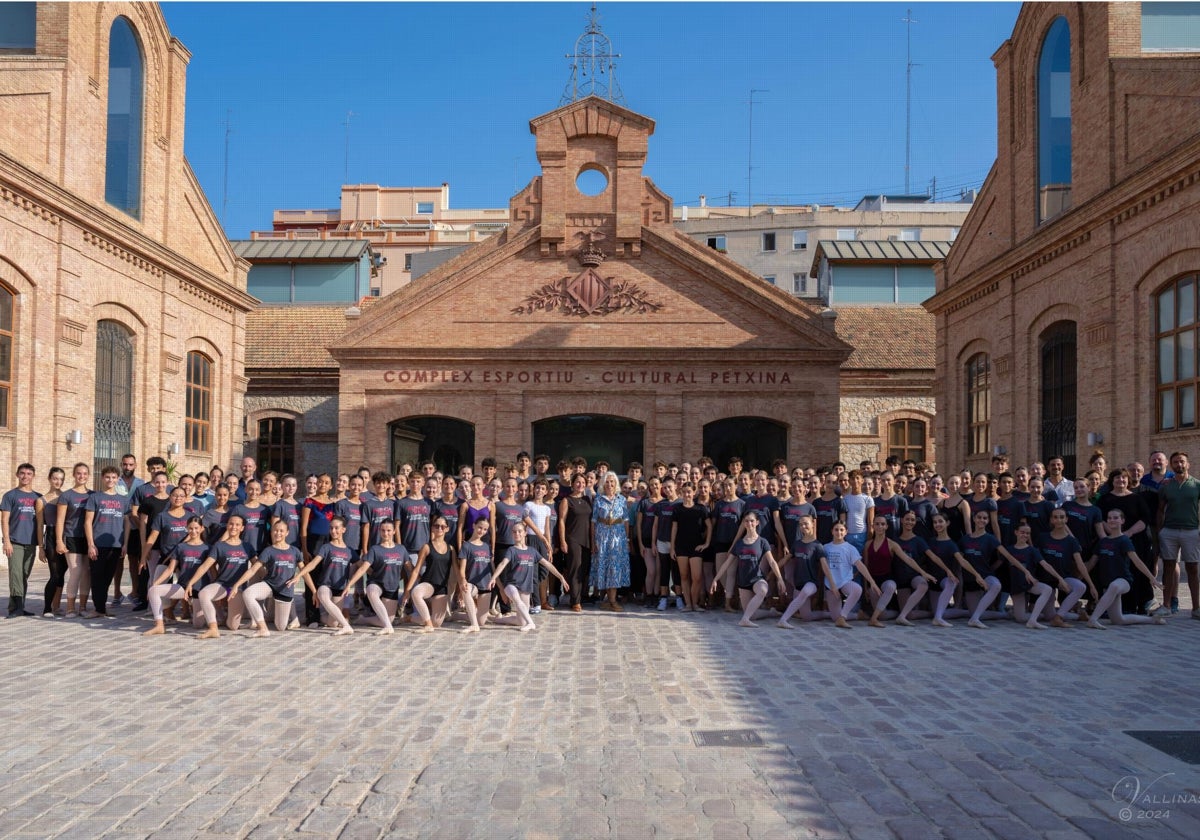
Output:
[926, 2, 1200, 477]
[327, 97, 850, 473]
[245, 97, 945, 475]
[0, 3, 254, 479]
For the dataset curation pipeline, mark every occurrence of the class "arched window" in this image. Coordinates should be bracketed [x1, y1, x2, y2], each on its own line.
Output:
[1037, 16, 1072, 222]
[1040, 322, 1078, 477]
[390, 416, 476, 475]
[0, 286, 13, 428]
[185, 351, 212, 453]
[105, 17, 143, 218]
[966, 354, 991, 456]
[257, 418, 295, 475]
[95, 320, 134, 473]
[531, 415, 643, 471]
[888, 419, 926, 463]
[1157, 274, 1199, 432]
[701, 417, 787, 472]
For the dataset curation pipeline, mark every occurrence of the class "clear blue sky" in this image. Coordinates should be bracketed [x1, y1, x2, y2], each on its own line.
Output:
[161, 2, 1021, 239]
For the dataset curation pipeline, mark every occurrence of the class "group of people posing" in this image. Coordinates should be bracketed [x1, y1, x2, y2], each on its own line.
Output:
[1, 446, 1195, 637]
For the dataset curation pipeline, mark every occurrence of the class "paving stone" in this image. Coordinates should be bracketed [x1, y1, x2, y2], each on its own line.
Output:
[1, 564, 1199, 838]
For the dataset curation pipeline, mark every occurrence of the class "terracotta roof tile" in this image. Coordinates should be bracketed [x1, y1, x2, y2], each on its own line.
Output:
[246, 298, 382, 369]
[833, 306, 936, 370]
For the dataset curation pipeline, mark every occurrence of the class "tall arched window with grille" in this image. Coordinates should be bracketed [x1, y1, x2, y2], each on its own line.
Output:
[966, 354, 991, 456]
[185, 351, 212, 453]
[1040, 322, 1078, 478]
[95, 321, 134, 473]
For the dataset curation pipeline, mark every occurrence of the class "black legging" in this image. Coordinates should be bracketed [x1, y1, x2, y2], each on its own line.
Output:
[90, 548, 123, 616]
[565, 542, 591, 606]
[42, 532, 66, 613]
[1126, 550, 1156, 614]
[658, 551, 674, 591]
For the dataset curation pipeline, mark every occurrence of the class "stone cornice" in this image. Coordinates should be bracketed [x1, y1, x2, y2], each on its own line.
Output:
[0, 154, 258, 314]
[331, 348, 851, 366]
[0, 183, 61, 226]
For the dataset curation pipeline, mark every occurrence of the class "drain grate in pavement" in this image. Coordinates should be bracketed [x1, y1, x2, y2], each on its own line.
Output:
[692, 729, 765, 747]
[1124, 731, 1200, 765]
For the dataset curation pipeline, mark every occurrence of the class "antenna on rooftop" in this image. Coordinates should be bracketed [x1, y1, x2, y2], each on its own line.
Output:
[903, 8, 919, 194]
[221, 109, 232, 230]
[748, 89, 768, 217]
[560, 4, 625, 105]
[343, 110, 357, 185]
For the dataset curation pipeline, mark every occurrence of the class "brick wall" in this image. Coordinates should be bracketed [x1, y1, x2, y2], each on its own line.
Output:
[929, 2, 1200, 474]
[0, 3, 252, 481]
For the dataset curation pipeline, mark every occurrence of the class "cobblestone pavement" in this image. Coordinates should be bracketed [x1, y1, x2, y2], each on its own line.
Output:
[1, 562, 1199, 839]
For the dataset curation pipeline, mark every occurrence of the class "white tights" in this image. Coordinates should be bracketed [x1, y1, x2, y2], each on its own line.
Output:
[65, 553, 90, 605]
[932, 576, 956, 621]
[825, 581, 863, 620]
[738, 580, 771, 624]
[869, 579, 899, 615]
[147, 583, 196, 622]
[965, 576, 1002, 622]
[197, 583, 245, 629]
[410, 582, 448, 627]
[317, 585, 352, 630]
[1011, 582, 1055, 626]
[1092, 578, 1158, 625]
[896, 577, 930, 621]
[498, 585, 534, 629]
[1053, 577, 1086, 618]
[362, 583, 398, 628]
[780, 581, 823, 623]
[241, 581, 295, 629]
[456, 584, 486, 628]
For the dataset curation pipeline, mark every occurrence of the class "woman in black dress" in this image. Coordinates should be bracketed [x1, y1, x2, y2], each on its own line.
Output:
[557, 474, 592, 612]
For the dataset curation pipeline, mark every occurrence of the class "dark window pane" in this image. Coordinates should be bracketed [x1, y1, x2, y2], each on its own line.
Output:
[105, 18, 144, 217]
[1037, 17, 1072, 222]
[700, 417, 786, 473]
[1160, 285, 1176, 332]
[0, 3, 36, 51]
[910, 421, 925, 446]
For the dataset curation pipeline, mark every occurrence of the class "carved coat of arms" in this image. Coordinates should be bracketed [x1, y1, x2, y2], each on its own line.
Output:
[512, 232, 664, 317]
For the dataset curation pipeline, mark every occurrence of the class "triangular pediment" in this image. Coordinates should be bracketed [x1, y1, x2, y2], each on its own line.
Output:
[331, 224, 850, 363]
[528, 95, 656, 135]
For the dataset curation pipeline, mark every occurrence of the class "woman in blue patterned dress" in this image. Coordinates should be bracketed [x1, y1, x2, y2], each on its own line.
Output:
[591, 473, 631, 610]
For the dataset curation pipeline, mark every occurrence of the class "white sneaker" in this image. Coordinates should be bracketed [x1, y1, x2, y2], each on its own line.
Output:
[675, 596, 685, 611]
[1153, 605, 1172, 617]
[529, 604, 542, 614]
[111, 595, 125, 607]
[657, 597, 668, 611]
